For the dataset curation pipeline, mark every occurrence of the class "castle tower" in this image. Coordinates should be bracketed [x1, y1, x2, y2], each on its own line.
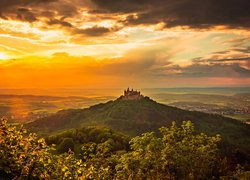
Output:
[122, 88, 143, 100]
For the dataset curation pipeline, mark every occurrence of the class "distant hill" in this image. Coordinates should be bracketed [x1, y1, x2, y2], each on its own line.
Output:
[26, 95, 250, 152]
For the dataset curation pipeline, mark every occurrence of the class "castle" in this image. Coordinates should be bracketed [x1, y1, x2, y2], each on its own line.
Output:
[122, 88, 144, 100]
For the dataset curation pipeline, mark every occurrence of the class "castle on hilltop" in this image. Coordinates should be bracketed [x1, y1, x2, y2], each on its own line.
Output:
[122, 88, 144, 100]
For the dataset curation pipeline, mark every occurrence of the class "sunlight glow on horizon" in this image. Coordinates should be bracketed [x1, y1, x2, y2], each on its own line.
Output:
[0, 52, 10, 60]
[0, 0, 249, 88]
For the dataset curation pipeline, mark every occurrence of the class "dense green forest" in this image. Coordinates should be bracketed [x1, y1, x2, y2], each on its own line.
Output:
[1, 118, 250, 179]
[45, 126, 130, 156]
[27, 97, 250, 153]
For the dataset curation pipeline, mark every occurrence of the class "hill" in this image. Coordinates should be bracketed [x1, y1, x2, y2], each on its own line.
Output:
[26, 94, 250, 153]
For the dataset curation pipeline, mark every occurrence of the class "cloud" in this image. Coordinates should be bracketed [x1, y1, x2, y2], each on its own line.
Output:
[0, 0, 119, 37]
[193, 57, 250, 63]
[0, 0, 58, 19]
[16, 8, 37, 22]
[0, 0, 78, 23]
[0, 0, 54, 9]
[179, 63, 250, 77]
[233, 47, 250, 54]
[91, 0, 250, 28]
[73, 26, 112, 36]
[90, 0, 150, 13]
[0, 51, 249, 88]
[1, 0, 249, 35]
[81, 48, 250, 79]
[45, 21, 116, 36]
[47, 19, 73, 28]
[151, 63, 250, 78]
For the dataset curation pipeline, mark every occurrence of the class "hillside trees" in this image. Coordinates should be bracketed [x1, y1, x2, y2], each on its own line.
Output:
[1, 117, 245, 179]
[45, 126, 130, 156]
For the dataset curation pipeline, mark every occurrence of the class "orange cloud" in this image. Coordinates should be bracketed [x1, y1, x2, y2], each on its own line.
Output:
[0, 49, 249, 89]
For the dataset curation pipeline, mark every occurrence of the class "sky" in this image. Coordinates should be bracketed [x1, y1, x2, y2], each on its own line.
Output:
[0, 0, 249, 89]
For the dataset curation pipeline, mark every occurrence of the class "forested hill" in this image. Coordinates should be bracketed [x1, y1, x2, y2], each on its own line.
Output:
[26, 96, 250, 152]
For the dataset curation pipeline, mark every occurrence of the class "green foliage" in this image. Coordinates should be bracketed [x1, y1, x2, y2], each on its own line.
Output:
[232, 165, 250, 179]
[57, 138, 74, 153]
[1, 117, 247, 179]
[115, 121, 223, 179]
[79, 141, 119, 179]
[45, 126, 130, 155]
[27, 97, 250, 154]
[0, 118, 84, 179]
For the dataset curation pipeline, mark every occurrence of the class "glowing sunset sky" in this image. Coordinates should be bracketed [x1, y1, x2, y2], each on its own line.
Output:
[0, 0, 249, 88]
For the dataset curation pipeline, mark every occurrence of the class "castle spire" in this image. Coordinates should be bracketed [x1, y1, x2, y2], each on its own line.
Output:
[122, 87, 143, 100]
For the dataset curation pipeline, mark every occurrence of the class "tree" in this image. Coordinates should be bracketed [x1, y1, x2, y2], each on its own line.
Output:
[0, 117, 234, 179]
[115, 121, 222, 179]
[57, 138, 74, 153]
[0, 118, 84, 179]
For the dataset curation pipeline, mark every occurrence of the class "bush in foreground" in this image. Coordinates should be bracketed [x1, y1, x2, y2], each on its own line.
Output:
[0, 118, 84, 179]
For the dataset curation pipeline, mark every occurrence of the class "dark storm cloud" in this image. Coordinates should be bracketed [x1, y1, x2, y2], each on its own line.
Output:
[1, 0, 249, 37]
[0, 0, 57, 14]
[0, 0, 58, 21]
[90, 0, 162, 13]
[73, 26, 115, 36]
[0, 0, 55, 8]
[16, 8, 37, 22]
[0, 0, 106, 36]
[47, 19, 73, 27]
[0, 0, 78, 23]
[91, 0, 250, 28]
[45, 17, 116, 36]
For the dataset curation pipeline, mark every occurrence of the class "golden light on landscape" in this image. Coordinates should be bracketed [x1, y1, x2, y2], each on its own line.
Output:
[0, 1, 250, 179]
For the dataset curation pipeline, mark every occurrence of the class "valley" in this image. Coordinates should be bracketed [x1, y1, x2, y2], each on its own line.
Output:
[1, 87, 249, 123]
[0, 94, 113, 123]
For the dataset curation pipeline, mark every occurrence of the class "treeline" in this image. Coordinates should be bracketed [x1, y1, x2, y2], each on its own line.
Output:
[45, 126, 130, 156]
[1, 118, 249, 179]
